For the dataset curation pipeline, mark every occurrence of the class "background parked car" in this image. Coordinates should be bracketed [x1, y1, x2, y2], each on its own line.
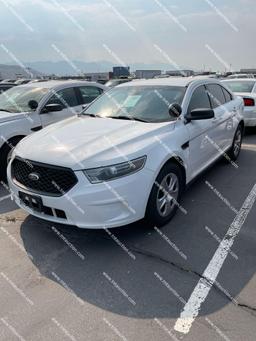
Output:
[227, 74, 255, 79]
[105, 79, 132, 87]
[222, 79, 256, 127]
[15, 79, 32, 85]
[0, 80, 107, 179]
[1, 79, 16, 83]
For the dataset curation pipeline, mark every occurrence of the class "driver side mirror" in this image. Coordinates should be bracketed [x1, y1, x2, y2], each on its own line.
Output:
[28, 100, 38, 110]
[41, 103, 63, 114]
[169, 103, 182, 118]
[185, 108, 214, 122]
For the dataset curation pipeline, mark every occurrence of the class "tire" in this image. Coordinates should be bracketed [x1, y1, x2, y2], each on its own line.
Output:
[145, 162, 184, 227]
[227, 124, 243, 161]
[0, 138, 20, 182]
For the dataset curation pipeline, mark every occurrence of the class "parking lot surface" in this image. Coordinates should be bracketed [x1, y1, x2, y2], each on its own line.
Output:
[1, 130, 256, 341]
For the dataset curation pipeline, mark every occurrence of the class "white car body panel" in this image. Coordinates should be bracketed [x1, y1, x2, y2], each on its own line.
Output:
[7, 77, 244, 229]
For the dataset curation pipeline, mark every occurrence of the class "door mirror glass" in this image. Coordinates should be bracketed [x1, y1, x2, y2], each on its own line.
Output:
[43, 103, 63, 113]
[186, 108, 214, 121]
[168, 103, 182, 118]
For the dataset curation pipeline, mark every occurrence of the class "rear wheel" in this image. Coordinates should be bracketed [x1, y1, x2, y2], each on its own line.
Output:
[227, 124, 243, 161]
[145, 162, 184, 227]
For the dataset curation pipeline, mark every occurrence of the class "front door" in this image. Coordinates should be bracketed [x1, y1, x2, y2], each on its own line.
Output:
[40, 87, 82, 127]
[185, 85, 217, 178]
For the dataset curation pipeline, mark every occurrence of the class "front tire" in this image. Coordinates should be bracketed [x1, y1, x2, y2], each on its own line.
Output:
[145, 162, 183, 227]
[0, 138, 21, 182]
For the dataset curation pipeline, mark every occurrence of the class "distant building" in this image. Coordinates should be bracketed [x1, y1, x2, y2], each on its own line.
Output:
[0, 64, 43, 80]
[166, 70, 194, 77]
[135, 70, 161, 79]
[113, 66, 130, 78]
[83, 72, 113, 82]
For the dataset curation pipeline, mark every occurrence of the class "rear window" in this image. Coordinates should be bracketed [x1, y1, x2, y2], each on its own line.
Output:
[223, 81, 256, 93]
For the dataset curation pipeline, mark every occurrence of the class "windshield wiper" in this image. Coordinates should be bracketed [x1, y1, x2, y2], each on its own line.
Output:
[108, 115, 147, 123]
[78, 112, 101, 118]
[0, 109, 11, 113]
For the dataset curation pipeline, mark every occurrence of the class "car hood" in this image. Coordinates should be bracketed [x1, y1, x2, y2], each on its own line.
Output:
[0, 111, 27, 123]
[15, 116, 175, 170]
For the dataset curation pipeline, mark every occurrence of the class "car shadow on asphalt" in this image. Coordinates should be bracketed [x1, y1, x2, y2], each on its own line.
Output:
[19, 137, 256, 319]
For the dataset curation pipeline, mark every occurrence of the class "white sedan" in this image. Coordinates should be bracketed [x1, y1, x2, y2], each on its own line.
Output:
[0, 80, 106, 179]
[8, 77, 244, 229]
[222, 79, 256, 127]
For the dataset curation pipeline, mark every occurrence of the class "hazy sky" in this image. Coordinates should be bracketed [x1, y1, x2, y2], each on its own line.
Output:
[0, 0, 255, 71]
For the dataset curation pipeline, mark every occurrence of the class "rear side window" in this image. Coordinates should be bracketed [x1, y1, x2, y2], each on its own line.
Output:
[188, 85, 211, 113]
[79, 86, 103, 104]
[206, 84, 226, 108]
[47, 87, 79, 108]
[221, 87, 233, 103]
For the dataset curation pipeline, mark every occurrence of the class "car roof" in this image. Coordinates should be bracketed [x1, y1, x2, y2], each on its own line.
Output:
[18, 80, 106, 90]
[118, 77, 220, 88]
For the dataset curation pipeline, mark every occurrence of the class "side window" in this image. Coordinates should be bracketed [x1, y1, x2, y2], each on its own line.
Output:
[47, 88, 79, 108]
[221, 86, 233, 103]
[206, 84, 226, 108]
[188, 85, 211, 113]
[79, 86, 103, 104]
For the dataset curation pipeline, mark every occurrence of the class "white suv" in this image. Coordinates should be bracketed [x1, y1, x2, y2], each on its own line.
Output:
[0, 80, 106, 179]
[8, 78, 244, 229]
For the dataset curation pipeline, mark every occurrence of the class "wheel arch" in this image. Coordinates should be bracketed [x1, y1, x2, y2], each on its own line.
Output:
[0, 135, 26, 153]
[160, 156, 187, 191]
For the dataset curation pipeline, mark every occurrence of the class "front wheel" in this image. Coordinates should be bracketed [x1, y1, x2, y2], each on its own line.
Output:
[0, 138, 20, 182]
[145, 163, 184, 227]
[227, 124, 243, 161]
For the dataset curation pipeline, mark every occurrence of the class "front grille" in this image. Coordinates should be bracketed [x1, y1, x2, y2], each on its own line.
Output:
[12, 157, 78, 196]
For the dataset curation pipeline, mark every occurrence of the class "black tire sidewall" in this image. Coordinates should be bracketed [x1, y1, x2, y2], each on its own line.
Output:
[228, 125, 243, 161]
[145, 162, 183, 228]
[0, 144, 11, 182]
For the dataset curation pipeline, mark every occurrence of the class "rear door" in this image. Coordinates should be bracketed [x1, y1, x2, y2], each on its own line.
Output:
[40, 87, 81, 126]
[206, 84, 235, 151]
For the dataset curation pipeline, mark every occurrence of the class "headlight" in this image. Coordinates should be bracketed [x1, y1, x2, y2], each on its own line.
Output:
[83, 156, 147, 184]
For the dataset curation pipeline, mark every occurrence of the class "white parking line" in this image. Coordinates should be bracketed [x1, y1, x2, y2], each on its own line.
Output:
[0, 194, 11, 202]
[174, 184, 256, 334]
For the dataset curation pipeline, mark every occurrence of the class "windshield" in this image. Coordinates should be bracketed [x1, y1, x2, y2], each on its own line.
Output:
[0, 86, 49, 113]
[82, 86, 186, 123]
[223, 81, 256, 93]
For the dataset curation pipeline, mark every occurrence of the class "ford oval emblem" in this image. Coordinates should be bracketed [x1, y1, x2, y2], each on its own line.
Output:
[28, 173, 40, 181]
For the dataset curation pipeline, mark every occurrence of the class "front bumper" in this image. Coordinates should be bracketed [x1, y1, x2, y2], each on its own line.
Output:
[7, 162, 154, 229]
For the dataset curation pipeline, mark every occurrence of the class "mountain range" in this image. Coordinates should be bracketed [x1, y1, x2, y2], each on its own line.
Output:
[24, 61, 185, 76]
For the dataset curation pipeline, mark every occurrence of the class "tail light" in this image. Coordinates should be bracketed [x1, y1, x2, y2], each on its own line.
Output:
[243, 98, 255, 106]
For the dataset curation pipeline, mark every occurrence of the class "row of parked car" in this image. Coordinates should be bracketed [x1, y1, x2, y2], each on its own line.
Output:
[0, 76, 253, 229]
